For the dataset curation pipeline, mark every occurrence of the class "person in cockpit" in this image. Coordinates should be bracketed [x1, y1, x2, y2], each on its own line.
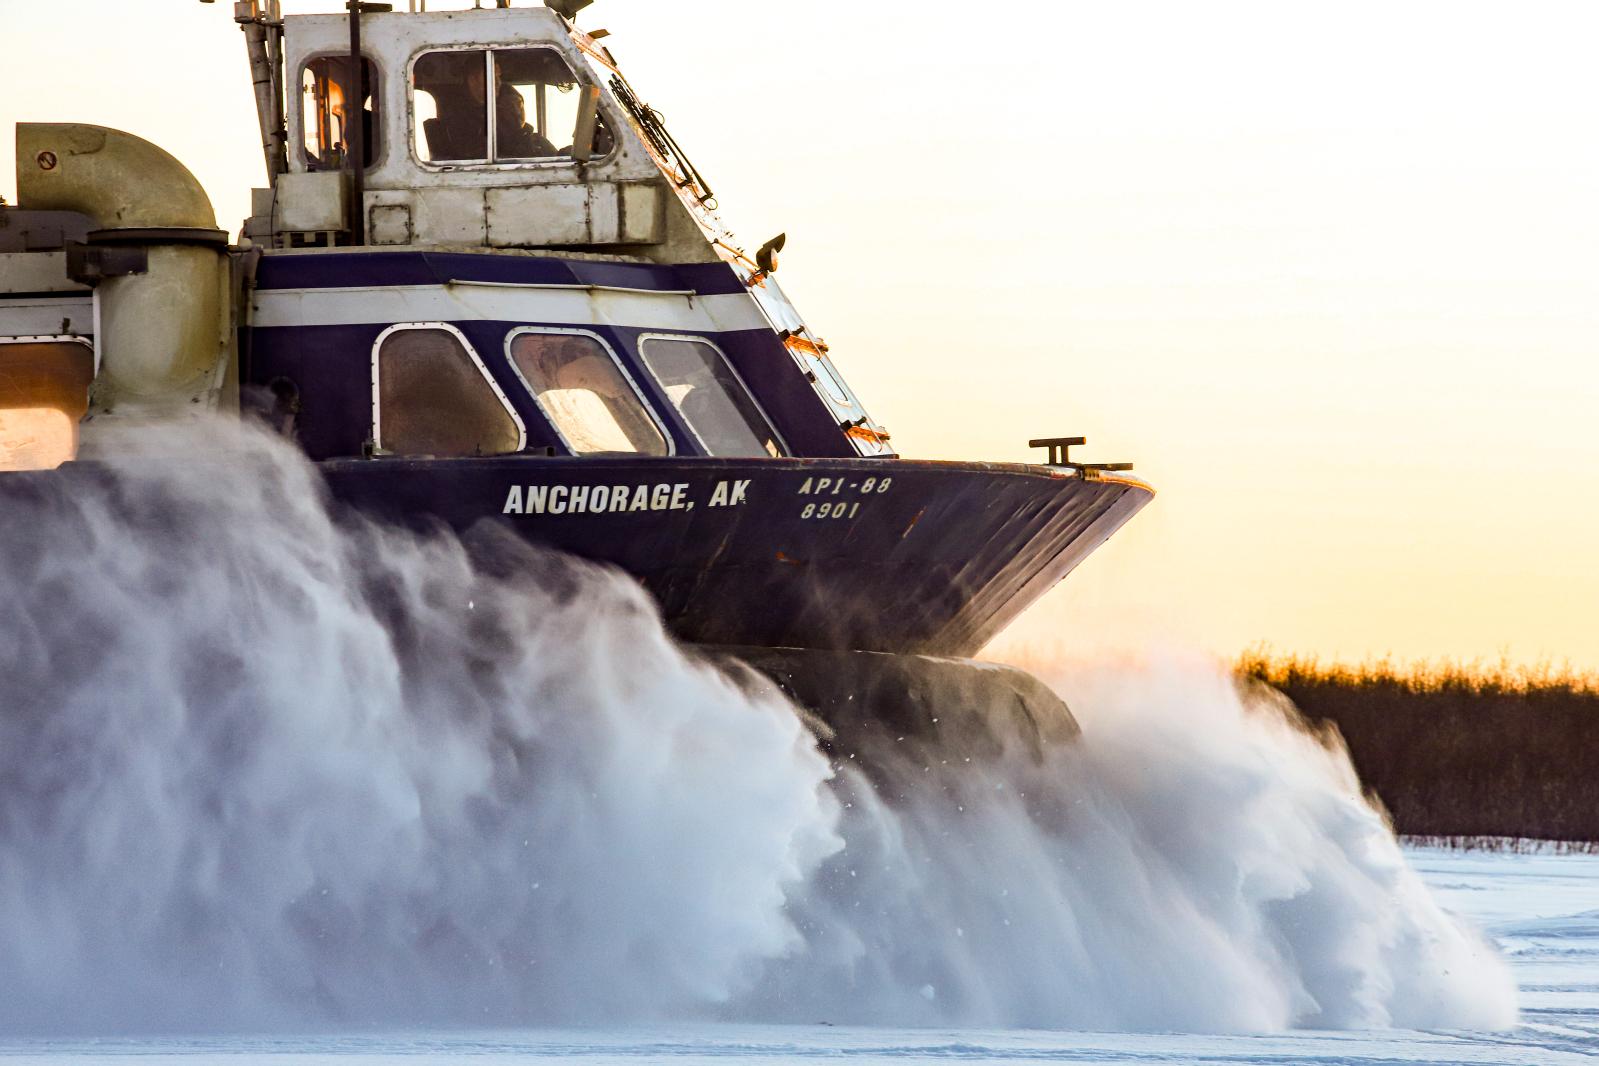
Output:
[496, 85, 557, 159]
[428, 54, 555, 161]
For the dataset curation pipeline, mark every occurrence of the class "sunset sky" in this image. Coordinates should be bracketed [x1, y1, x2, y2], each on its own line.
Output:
[4, 0, 1596, 670]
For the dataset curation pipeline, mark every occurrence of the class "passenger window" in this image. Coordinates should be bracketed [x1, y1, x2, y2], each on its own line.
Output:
[301, 57, 380, 170]
[801, 351, 853, 407]
[509, 331, 668, 456]
[375, 327, 522, 457]
[638, 337, 783, 458]
[0, 339, 94, 472]
[413, 48, 612, 164]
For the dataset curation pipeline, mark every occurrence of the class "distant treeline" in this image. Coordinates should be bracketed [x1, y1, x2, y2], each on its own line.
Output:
[1238, 653, 1599, 844]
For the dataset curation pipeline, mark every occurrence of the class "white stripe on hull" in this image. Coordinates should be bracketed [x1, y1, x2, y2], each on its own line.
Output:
[0, 297, 94, 338]
[250, 283, 767, 333]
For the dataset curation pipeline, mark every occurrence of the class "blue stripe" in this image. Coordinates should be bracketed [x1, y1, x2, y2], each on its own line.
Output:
[255, 250, 747, 296]
[0, 290, 89, 301]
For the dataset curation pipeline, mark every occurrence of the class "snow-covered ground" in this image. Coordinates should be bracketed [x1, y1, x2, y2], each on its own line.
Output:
[1, 845, 1592, 1064]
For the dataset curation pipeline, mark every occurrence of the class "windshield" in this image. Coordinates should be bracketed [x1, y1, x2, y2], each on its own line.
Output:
[413, 47, 613, 164]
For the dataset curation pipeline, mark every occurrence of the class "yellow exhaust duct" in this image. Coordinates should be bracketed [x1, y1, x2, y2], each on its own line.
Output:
[17, 124, 216, 230]
[15, 124, 233, 444]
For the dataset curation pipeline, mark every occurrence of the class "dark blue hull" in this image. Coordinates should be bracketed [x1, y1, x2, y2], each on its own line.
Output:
[320, 455, 1151, 656]
[228, 248, 1152, 655]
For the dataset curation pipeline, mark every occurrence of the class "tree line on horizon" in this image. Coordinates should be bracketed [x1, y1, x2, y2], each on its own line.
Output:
[1238, 651, 1599, 846]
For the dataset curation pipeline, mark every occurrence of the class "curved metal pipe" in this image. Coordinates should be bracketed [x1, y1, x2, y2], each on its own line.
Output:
[14, 124, 233, 438]
[17, 123, 218, 231]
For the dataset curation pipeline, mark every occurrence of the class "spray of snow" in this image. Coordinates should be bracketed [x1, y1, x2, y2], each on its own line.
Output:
[0, 421, 839, 1031]
[753, 655, 1517, 1031]
[0, 421, 1515, 1033]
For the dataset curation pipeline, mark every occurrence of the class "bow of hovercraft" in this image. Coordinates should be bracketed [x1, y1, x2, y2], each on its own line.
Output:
[0, 1, 1150, 745]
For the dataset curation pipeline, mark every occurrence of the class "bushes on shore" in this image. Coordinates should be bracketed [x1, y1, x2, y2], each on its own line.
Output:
[1238, 652, 1599, 843]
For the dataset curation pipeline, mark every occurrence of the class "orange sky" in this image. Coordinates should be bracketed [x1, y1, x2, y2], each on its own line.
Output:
[4, 0, 1596, 670]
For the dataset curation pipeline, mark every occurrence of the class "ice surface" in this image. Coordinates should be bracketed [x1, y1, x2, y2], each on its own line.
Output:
[2, 847, 1594, 1063]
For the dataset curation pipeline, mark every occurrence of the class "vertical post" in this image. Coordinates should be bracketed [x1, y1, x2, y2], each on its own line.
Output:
[347, 1, 366, 245]
[238, 0, 286, 180]
[485, 51, 498, 163]
[267, 0, 286, 176]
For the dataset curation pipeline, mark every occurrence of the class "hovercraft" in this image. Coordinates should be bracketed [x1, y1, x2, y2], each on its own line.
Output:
[0, 0, 1151, 747]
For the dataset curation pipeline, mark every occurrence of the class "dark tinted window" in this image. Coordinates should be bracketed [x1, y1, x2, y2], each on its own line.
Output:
[376, 327, 521, 457]
[413, 48, 612, 164]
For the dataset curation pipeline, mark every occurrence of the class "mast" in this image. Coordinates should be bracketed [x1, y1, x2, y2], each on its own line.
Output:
[344, 2, 394, 246]
[346, 1, 366, 245]
[234, 0, 288, 181]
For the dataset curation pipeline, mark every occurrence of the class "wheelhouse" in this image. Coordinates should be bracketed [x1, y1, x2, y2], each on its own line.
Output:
[0, 1, 895, 469]
[238, 2, 895, 464]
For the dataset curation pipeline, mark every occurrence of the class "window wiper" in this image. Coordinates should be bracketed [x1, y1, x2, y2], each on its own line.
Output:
[609, 75, 715, 207]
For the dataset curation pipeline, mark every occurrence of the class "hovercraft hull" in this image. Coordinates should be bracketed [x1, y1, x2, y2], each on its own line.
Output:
[320, 455, 1150, 657]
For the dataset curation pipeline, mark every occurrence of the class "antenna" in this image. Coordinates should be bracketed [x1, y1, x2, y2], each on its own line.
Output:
[226, 0, 288, 181]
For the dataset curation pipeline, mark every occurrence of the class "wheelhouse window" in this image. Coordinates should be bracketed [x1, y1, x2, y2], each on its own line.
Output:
[412, 48, 613, 164]
[374, 325, 524, 457]
[301, 56, 380, 170]
[0, 339, 94, 472]
[638, 337, 784, 458]
[508, 330, 668, 456]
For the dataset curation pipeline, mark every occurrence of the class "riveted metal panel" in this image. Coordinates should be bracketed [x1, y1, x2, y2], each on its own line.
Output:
[486, 183, 592, 247]
[619, 182, 664, 244]
[275, 172, 347, 233]
[368, 203, 413, 247]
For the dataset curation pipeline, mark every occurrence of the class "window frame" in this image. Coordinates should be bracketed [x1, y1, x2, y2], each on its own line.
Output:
[0, 334, 97, 397]
[0, 335, 98, 470]
[503, 326, 675, 458]
[0, 334, 96, 363]
[636, 332, 789, 459]
[370, 321, 527, 456]
[406, 44, 617, 172]
[297, 52, 385, 172]
[0, 334, 98, 389]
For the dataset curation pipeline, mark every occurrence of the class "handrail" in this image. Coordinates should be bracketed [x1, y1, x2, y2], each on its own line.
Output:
[445, 278, 696, 298]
